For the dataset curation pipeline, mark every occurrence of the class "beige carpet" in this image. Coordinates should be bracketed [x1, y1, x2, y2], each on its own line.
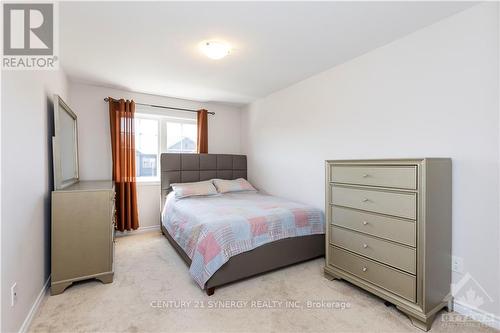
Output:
[30, 231, 497, 333]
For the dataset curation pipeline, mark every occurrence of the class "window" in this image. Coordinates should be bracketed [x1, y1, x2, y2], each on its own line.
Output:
[135, 109, 197, 181]
[165, 121, 197, 153]
[135, 117, 159, 179]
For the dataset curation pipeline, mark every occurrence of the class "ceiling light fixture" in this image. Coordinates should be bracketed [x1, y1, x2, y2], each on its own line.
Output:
[200, 40, 231, 60]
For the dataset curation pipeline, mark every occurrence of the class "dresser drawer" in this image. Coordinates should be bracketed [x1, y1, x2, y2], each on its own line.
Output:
[331, 186, 416, 220]
[329, 246, 416, 302]
[330, 226, 416, 274]
[331, 206, 416, 246]
[331, 165, 417, 190]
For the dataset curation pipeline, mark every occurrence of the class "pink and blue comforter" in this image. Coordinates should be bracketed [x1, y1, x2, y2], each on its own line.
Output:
[161, 191, 325, 288]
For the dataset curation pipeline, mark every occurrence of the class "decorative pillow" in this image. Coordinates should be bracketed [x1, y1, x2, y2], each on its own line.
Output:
[213, 178, 257, 194]
[171, 180, 218, 199]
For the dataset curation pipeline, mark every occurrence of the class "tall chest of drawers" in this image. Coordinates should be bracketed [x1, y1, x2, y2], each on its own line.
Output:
[324, 159, 452, 331]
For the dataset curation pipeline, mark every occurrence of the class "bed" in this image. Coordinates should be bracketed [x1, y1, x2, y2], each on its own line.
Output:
[160, 153, 325, 295]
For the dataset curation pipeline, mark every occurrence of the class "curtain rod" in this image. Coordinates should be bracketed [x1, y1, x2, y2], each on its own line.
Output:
[103, 97, 215, 115]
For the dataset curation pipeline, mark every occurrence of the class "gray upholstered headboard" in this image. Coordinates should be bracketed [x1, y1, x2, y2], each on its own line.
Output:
[160, 153, 247, 206]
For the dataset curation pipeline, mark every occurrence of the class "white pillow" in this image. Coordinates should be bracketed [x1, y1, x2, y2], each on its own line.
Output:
[213, 178, 257, 194]
[171, 180, 218, 199]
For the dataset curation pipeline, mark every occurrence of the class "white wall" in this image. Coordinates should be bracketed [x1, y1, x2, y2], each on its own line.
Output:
[241, 3, 500, 318]
[68, 82, 242, 229]
[1, 69, 68, 332]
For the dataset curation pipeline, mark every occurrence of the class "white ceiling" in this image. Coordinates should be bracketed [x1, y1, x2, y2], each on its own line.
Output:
[60, 1, 475, 105]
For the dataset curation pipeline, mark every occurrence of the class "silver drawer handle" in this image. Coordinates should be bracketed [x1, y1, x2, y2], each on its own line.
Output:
[363, 243, 368, 249]
[362, 198, 370, 202]
[362, 267, 367, 272]
[362, 221, 368, 225]
[362, 174, 369, 178]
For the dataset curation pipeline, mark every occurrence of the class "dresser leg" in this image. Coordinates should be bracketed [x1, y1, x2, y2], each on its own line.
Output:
[51, 281, 73, 295]
[96, 272, 114, 284]
[324, 271, 341, 281]
[408, 314, 435, 332]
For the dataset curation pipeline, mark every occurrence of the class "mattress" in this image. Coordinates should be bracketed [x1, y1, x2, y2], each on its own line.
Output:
[161, 191, 325, 288]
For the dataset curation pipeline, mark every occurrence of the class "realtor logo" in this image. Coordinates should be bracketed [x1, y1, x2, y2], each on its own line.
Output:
[442, 272, 496, 327]
[452, 273, 494, 310]
[2, 2, 58, 69]
[4, 3, 53, 55]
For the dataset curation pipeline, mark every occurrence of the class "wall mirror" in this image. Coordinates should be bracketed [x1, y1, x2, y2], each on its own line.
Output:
[53, 95, 79, 190]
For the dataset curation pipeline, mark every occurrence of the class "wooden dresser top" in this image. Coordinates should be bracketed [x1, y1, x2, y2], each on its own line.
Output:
[56, 180, 114, 192]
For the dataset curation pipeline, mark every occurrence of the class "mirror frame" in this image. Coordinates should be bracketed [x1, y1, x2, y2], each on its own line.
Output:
[53, 94, 79, 190]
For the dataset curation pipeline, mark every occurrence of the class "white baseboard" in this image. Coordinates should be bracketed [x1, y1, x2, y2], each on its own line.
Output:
[453, 300, 500, 330]
[115, 225, 160, 237]
[18, 276, 50, 333]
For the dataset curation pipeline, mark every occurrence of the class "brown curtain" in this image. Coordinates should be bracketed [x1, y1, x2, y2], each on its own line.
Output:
[197, 109, 208, 153]
[109, 98, 139, 231]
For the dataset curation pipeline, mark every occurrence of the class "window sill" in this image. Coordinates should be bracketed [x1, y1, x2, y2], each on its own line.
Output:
[136, 179, 161, 186]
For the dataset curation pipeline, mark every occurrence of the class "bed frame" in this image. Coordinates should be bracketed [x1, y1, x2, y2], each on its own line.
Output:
[160, 153, 325, 295]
